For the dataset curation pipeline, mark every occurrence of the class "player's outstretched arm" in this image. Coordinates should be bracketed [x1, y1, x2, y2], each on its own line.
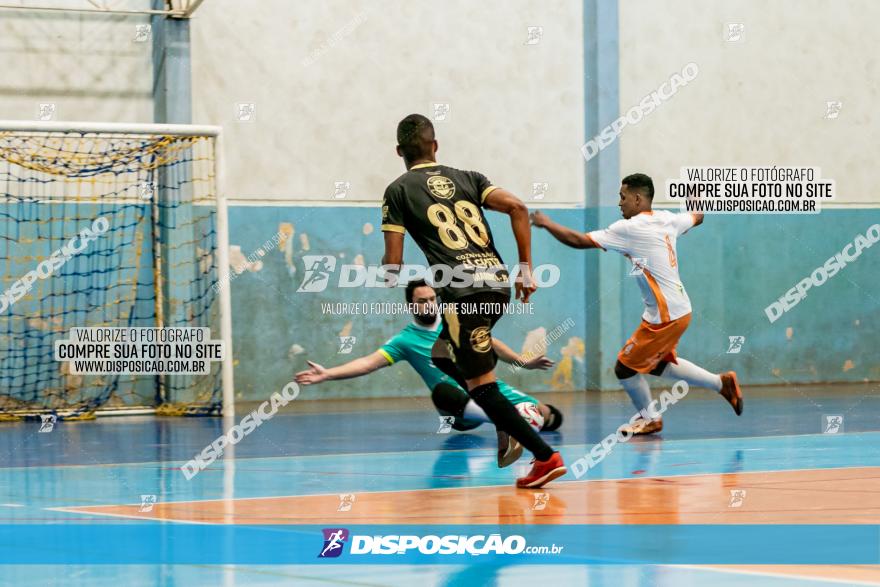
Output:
[294, 351, 389, 385]
[530, 210, 600, 249]
[492, 338, 555, 370]
[484, 188, 536, 303]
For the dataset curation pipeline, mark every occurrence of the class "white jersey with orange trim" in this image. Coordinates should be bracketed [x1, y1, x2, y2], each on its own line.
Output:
[587, 210, 698, 324]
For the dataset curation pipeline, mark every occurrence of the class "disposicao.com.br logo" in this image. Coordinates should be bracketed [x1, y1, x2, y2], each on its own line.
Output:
[317, 529, 563, 558]
[297, 255, 560, 293]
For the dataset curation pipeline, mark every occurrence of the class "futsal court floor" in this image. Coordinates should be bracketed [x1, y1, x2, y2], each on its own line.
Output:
[1, 383, 879, 586]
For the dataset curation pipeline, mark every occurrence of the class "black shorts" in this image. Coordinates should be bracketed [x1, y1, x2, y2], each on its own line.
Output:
[436, 290, 511, 380]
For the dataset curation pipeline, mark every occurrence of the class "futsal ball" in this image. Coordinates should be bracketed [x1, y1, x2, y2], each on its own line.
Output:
[516, 402, 545, 432]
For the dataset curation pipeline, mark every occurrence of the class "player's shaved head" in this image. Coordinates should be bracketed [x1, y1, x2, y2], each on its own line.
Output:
[621, 173, 654, 200]
[619, 173, 655, 218]
[396, 114, 436, 165]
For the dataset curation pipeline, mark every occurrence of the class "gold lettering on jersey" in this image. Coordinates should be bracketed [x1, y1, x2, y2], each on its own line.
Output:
[472, 271, 509, 283]
[469, 326, 492, 353]
[453, 252, 509, 283]
[455, 252, 501, 265]
[427, 176, 456, 199]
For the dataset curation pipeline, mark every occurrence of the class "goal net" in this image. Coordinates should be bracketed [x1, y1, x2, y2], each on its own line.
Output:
[0, 122, 232, 419]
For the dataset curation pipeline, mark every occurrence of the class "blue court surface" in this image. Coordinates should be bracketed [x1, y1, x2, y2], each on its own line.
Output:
[1, 383, 879, 586]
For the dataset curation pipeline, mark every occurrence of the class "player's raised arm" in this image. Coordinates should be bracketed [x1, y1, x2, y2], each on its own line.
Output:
[294, 351, 390, 385]
[681, 192, 704, 230]
[483, 188, 536, 302]
[492, 338, 555, 370]
[673, 209, 703, 235]
[530, 210, 601, 249]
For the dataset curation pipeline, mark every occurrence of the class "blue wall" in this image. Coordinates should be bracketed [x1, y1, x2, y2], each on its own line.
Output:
[227, 205, 880, 400]
[668, 208, 880, 386]
[226, 206, 587, 401]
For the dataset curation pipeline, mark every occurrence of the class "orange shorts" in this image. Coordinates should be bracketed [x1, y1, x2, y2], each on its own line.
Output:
[617, 313, 692, 374]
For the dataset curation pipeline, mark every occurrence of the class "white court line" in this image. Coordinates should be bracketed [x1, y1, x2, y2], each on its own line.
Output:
[46, 506, 223, 526]
[48, 464, 880, 519]
[671, 564, 880, 586]
[5, 429, 879, 472]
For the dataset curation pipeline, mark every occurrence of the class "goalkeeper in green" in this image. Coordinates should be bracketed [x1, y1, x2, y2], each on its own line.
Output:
[294, 279, 563, 467]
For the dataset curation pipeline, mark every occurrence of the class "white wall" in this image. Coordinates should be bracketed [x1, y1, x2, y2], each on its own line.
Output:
[191, 0, 585, 205]
[0, 1, 153, 123]
[2, 0, 873, 209]
[619, 0, 878, 205]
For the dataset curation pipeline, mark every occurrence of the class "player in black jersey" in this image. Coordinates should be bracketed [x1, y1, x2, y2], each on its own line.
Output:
[381, 114, 566, 488]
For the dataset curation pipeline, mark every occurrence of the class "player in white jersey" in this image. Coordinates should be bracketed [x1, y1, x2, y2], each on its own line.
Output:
[530, 173, 742, 434]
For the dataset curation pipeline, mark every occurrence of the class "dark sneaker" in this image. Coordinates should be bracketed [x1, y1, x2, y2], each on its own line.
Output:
[497, 430, 523, 468]
[720, 371, 744, 415]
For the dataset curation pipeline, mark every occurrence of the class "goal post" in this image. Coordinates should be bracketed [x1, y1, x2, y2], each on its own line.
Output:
[0, 120, 234, 420]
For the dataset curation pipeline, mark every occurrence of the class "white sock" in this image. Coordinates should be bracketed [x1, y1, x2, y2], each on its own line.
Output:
[620, 374, 657, 419]
[660, 358, 722, 392]
[463, 399, 490, 422]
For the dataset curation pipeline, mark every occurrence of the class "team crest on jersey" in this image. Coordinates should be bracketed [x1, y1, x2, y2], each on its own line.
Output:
[470, 326, 492, 353]
[427, 175, 456, 199]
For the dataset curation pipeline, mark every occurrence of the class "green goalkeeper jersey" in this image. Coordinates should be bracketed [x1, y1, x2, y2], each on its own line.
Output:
[379, 318, 538, 406]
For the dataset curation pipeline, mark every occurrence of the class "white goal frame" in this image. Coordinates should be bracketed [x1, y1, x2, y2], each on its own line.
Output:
[0, 119, 235, 419]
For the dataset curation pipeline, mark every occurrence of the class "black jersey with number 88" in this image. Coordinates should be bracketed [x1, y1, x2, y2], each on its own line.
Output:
[381, 162, 511, 302]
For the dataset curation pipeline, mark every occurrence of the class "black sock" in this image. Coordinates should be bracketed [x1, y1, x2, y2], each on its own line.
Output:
[469, 382, 554, 461]
[432, 356, 469, 391]
[431, 382, 470, 418]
